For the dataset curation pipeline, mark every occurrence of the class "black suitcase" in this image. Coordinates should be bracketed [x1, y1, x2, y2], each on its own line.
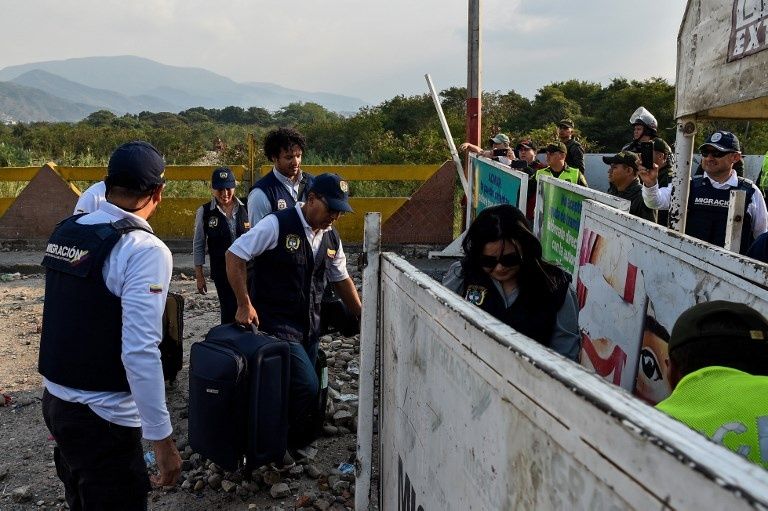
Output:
[160, 292, 184, 382]
[188, 323, 290, 471]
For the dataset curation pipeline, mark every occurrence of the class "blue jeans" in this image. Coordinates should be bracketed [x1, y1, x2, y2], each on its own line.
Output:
[287, 340, 319, 433]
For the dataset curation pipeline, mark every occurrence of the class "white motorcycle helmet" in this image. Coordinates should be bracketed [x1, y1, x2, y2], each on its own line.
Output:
[629, 107, 658, 133]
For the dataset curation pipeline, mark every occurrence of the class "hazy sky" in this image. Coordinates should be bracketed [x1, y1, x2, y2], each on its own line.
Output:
[3, 0, 687, 104]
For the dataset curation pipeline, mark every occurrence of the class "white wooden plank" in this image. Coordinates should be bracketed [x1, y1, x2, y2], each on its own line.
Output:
[725, 189, 747, 253]
[379, 252, 768, 510]
[355, 213, 381, 510]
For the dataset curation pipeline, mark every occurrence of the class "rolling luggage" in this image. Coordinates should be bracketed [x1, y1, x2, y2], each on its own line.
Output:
[160, 292, 184, 382]
[188, 323, 290, 471]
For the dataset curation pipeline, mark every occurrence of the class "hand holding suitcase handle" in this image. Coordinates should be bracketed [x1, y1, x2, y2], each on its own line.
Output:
[234, 301, 259, 328]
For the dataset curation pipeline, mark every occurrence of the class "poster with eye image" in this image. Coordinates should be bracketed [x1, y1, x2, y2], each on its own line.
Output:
[575, 200, 768, 394]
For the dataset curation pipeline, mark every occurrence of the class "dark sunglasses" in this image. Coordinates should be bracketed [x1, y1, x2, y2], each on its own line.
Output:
[478, 252, 522, 269]
[700, 149, 732, 158]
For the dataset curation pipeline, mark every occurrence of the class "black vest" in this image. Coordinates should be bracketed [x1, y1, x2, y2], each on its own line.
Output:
[250, 171, 314, 212]
[38, 215, 153, 392]
[249, 208, 339, 344]
[202, 201, 249, 279]
[461, 268, 571, 347]
[686, 176, 755, 254]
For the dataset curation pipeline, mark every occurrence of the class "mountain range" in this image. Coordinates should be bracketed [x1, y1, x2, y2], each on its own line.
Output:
[0, 56, 368, 123]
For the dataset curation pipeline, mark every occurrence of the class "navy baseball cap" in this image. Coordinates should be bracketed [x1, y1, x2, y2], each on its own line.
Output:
[309, 173, 353, 212]
[698, 131, 741, 153]
[106, 141, 165, 192]
[211, 166, 235, 189]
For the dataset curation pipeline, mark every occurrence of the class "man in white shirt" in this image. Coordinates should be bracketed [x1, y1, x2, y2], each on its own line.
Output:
[247, 127, 313, 226]
[40, 141, 181, 509]
[73, 180, 107, 214]
[639, 130, 768, 254]
[226, 173, 361, 449]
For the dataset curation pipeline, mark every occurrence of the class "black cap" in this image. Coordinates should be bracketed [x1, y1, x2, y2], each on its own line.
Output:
[698, 131, 741, 153]
[653, 138, 672, 155]
[669, 301, 768, 354]
[545, 142, 567, 153]
[106, 141, 165, 192]
[309, 173, 353, 212]
[211, 166, 235, 189]
[602, 151, 640, 171]
[516, 139, 537, 151]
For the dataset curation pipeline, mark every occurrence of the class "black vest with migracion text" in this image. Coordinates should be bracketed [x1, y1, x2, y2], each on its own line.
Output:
[685, 176, 755, 254]
[249, 207, 339, 345]
[38, 215, 153, 392]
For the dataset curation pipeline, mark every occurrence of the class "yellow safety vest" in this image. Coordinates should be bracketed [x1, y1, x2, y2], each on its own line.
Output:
[535, 165, 582, 185]
[656, 366, 768, 469]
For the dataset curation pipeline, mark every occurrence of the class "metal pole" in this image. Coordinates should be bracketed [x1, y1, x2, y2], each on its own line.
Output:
[355, 212, 381, 511]
[466, 157, 474, 230]
[425, 74, 469, 195]
[467, 0, 481, 146]
[669, 117, 697, 233]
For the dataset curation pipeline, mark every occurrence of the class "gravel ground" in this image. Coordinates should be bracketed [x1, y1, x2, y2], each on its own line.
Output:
[0, 266, 370, 511]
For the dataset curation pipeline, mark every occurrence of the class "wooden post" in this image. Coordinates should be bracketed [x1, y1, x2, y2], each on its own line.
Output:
[355, 212, 381, 511]
[467, 0, 481, 147]
[669, 117, 696, 233]
[247, 132, 255, 187]
[425, 74, 468, 196]
[724, 189, 747, 253]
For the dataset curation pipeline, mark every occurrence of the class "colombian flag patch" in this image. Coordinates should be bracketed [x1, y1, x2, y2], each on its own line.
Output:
[149, 284, 163, 294]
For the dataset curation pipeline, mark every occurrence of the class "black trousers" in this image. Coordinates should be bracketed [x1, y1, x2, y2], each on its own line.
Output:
[42, 389, 150, 511]
[212, 270, 237, 324]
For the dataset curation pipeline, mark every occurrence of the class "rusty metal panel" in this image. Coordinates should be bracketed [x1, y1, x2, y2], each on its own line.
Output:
[378, 252, 768, 510]
[677, 0, 768, 119]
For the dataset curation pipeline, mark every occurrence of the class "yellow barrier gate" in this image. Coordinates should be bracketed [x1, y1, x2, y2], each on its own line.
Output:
[0, 162, 454, 242]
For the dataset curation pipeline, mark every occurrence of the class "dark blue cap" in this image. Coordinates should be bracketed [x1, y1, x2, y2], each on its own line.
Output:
[309, 173, 353, 212]
[699, 131, 741, 153]
[211, 166, 235, 189]
[106, 141, 165, 192]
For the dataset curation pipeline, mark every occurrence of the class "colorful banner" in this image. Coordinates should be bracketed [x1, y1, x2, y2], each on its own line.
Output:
[471, 155, 527, 217]
[539, 182, 585, 274]
[536, 176, 628, 275]
[575, 201, 768, 396]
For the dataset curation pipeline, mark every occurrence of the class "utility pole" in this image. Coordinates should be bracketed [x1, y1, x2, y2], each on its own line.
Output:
[467, 0, 481, 146]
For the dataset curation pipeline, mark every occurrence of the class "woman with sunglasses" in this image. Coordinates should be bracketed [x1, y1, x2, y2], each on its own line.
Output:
[443, 204, 580, 361]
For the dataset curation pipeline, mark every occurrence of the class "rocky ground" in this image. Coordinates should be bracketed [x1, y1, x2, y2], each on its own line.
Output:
[0, 262, 372, 511]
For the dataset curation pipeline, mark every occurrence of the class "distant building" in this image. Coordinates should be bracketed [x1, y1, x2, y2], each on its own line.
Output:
[0, 113, 16, 125]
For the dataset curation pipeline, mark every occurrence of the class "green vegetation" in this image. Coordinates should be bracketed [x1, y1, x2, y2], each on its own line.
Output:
[2, 77, 767, 174]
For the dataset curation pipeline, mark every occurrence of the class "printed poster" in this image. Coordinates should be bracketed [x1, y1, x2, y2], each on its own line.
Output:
[471, 155, 527, 217]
